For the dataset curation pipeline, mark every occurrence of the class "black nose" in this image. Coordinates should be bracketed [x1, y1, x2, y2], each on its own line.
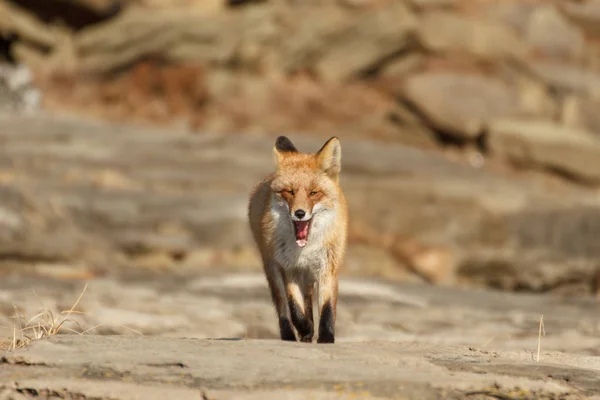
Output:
[294, 209, 306, 219]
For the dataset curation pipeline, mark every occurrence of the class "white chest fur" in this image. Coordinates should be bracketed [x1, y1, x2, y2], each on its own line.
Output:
[270, 199, 336, 278]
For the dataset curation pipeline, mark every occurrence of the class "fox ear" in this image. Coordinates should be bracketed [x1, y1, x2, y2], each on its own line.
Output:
[273, 136, 298, 166]
[316, 137, 341, 178]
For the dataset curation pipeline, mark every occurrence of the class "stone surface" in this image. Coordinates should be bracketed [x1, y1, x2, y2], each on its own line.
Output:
[418, 11, 527, 61]
[1, 335, 599, 400]
[3, 0, 600, 192]
[561, 95, 600, 136]
[378, 54, 424, 81]
[0, 64, 41, 115]
[60, 0, 124, 13]
[562, 0, 600, 38]
[0, 271, 600, 399]
[0, 183, 114, 271]
[406, 0, 456, 10]
[528, 61, 600, 100]
[136, 0, 223, 13]
[2, 114, 600, 291]
[402, 72, 522, 140]
[524, 4, 585, 61]
[313, 3, 417, 82]
[488, 119, 600, 182]
[281, 3, 417, 82]
[484, 2, 585, 61]
[484, 1, 538, 34]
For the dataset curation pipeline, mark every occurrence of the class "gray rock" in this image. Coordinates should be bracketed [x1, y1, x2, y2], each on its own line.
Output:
[0, 64, 41, 115]
[378, 54, 425, 81]
[524, 5, 585, 61]
[528, 61, 600, 98]
[562, 0, 600, 38]
[0, 316, 599, 399]
[285, 3, 417, 82]
[561, 95, 600, 136]
[402, 72, 522, 140]
[485, 2, 585, 61]
[484, 1, 538, 34]
[2, 115, 600, 291]
[488, 119, 600, 183]
[405, 0, 456, 10]
[315, 5, 417, 82]
[418, 11, 527, 61]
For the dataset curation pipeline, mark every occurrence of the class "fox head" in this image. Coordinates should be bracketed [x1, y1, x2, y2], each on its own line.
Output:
[270, 136, 342, 248]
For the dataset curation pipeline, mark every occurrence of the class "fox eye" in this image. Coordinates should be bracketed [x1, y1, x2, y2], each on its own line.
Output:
[283, 189, 294, 195]
[309, 190, 319, 196]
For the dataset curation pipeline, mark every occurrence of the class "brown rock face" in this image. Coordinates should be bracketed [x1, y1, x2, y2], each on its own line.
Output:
[562, 0, 600, 38]
[417, 11, 527, 61]
[488, 119, 600, 183]
[402, 73, 522, 140]
[1, 115, 600, 292]
[562, 95, 600, 136]
[5, 0, 600, 294]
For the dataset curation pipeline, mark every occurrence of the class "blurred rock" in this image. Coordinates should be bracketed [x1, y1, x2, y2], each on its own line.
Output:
[528, 61, 600, 99]
[0, 115, 597, 292]
[524, 4, 585, 61]
[488, 119, 600, 183]
[485, 2, 585, 62]
[281, 3, 416, 82]
[562, 95, 600, 136]
[92, 307, 192, 334]
[313, 3, 417, 82]
[344, 244, 424, 283]
[561, 0, 600, 38]
[379, 54, 424, 80]
[4, 0, 600, 295]
[402, 72, 522, 140]
[59, 0, 124, 14]
[135, 0, 223, 13]
[406, 0, 456, 10]
[0, 64, 41, 114]
[0, 184, 114, 271]
[484, 1, 538, 34]
[418, 12, 527, 61]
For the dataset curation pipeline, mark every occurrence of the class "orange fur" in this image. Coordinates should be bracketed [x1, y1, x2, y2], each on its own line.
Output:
[248, 136, 348, 343]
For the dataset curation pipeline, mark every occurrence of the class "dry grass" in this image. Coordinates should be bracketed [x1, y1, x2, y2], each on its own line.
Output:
[536, 314, 545, 363]
[0, 282, 144, 352]
[0, 283, 93, 351]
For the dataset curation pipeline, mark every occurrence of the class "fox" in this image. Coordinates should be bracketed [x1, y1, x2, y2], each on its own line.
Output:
[248, 136, 348, 344]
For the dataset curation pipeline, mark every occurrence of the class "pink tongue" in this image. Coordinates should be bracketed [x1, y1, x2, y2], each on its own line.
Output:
[295, 221, 309, 248]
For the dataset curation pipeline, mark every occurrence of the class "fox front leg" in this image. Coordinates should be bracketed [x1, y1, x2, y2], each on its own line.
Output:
[317, 272, 338, 344]
[286, 280, 314, 343]
[265, 262, 296, 341]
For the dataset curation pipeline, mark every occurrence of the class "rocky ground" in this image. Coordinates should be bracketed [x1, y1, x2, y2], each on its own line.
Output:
[3, 1, 600, 396]
[1, 114, 600, 291]
[1, 271, 600, 399]
[6, 0, 600, 186]
[0, 114, 599, 399]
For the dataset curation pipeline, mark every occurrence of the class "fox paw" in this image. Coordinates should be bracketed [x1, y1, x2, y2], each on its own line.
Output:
[300, 333, 313, 343]
[317, 333, 335, 344]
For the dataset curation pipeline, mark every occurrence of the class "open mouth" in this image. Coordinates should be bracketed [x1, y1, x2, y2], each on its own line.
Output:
[293, 219, 311, 248]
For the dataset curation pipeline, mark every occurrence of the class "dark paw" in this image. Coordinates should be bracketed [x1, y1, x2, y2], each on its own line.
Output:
[317, 302, 335, 344]
[296, 322, 313, 343]
[317, 330, 334, 344]
[300, 332, 313, 343]
[279, 317, 297, 341]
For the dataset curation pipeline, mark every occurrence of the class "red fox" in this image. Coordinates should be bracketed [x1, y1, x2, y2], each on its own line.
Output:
[248, 136, 348, 343]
